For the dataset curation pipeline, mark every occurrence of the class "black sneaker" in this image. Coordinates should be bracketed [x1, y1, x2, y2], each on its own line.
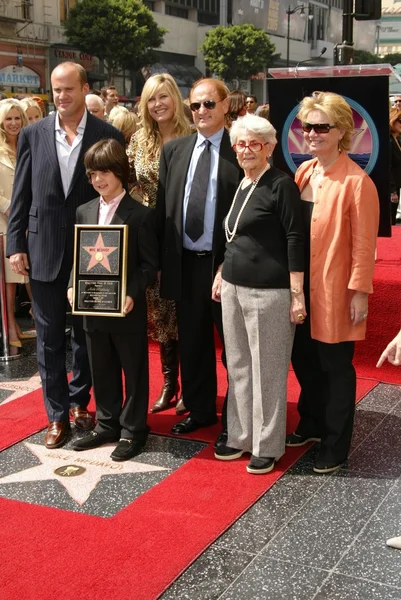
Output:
[246, 455, 275, 474]
[214, 444, 245, 461]
[285, 432, 321, 447]
[313, 459, 344, 474]
[214, 430, 228, 450]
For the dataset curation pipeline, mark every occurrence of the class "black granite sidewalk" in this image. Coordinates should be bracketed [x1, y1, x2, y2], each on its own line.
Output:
[161, 383, 401, 600]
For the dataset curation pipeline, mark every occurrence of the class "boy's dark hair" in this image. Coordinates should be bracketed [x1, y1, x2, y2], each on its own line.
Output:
[84, 139, 129, 185]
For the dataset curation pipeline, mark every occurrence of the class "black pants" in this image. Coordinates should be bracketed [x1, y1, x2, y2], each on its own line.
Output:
[86, 329, 149, 442]
[291, 314, 356, 464]
[176, 251, 227, 425]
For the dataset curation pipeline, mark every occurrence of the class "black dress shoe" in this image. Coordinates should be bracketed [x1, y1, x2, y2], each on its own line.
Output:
[71, 430, 119, 451]
[171, 415, 218, 435]
[110, 439, 145, 462]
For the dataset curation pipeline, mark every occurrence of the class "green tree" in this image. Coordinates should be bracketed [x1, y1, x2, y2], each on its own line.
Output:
[381, 53, 401, 66]
[353, 49, 381, 64]
[63, 0, 166, 83]
[201, 24, 278, 82]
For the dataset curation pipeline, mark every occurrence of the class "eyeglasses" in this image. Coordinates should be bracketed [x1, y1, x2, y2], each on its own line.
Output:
[394, 99, 401, 103]
[189, 99, 222, 112]
[233, 141, 268, 153]
[302, 123, 337, 134]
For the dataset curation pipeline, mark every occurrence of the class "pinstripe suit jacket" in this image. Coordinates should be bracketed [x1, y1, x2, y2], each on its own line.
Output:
[6, 111, 125, 282]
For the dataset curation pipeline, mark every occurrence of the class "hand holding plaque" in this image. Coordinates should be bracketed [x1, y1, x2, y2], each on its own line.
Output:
[72, 224, 128, 317]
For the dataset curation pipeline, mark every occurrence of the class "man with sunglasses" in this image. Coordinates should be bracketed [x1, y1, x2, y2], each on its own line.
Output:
[246, 95, 257, 114]
[156, 78, 242, 438]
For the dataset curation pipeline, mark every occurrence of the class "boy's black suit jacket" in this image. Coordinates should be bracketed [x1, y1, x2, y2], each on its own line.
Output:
[74, 193, 158, 333]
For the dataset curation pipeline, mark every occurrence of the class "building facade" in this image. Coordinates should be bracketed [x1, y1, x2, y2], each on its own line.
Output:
[0, 0, 350, 103]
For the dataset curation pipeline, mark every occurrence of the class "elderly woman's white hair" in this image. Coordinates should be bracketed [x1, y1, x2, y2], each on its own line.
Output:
[85, 94, 105, 109]
[229, 112, 277, 146]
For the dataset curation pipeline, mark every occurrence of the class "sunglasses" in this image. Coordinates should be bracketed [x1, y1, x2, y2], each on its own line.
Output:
[189, 99, 222, 112]
[302, 123, 337, 134]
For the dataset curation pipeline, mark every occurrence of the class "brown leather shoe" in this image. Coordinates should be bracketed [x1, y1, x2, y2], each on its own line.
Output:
[69, 407, 95, 431]
[175, 397, 187, 415]
[45, 421, 70, 449]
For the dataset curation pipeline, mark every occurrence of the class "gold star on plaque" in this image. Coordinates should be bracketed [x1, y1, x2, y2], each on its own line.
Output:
[83, 233, 117, 273]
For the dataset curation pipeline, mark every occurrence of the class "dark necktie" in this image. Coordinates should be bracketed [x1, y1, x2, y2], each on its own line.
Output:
[185, 139, 211, 242]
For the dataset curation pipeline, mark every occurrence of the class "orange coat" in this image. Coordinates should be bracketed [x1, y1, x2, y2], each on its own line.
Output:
[295, 152, 379, 343]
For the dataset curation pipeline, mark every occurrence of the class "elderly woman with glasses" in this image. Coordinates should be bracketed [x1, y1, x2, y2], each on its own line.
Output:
[286, 91, 379, 474]
[212, 113, 305, 474]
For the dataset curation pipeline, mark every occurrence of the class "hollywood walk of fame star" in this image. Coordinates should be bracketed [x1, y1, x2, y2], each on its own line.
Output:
[83, 233, 118, 273]
[0, 373, 42, 405]
[0, 443, 169, 505]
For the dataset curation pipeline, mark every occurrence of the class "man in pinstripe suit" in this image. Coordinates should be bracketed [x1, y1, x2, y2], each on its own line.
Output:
[6, 61, 125, 449]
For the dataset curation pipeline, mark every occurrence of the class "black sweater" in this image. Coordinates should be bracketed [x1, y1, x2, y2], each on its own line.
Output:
[222, 166, 304, 289]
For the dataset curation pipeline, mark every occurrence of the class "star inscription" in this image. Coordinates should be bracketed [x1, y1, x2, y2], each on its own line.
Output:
[83, 233, 117, 273]
[0, 442, 169, 505]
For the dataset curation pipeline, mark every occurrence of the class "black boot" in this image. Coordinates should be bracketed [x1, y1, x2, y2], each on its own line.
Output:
[150, 340, 180, 413]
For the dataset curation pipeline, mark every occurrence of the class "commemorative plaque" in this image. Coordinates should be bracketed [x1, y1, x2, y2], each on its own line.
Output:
[72, 224, 128, 317]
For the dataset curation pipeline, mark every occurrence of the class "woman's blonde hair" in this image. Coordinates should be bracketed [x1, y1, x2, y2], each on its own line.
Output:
[19, 98, 43, 121]
[297, 91, 354, 152]
[0, 99, 28, 154]
[390, 107, 401, 133]
[137, 73, 190, 161]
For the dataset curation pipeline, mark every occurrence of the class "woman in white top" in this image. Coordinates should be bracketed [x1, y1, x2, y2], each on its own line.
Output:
[0, 99, 28, 348]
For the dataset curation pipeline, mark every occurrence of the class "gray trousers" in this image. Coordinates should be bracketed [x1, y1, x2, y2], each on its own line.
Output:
[221, 280, 294, 459]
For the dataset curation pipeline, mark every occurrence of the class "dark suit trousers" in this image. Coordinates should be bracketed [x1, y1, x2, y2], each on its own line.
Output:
[291, 314, 356, 464]
[85, 329, 149, 441]
[176, 251, 227, 424]
[30, 264, 91, 422]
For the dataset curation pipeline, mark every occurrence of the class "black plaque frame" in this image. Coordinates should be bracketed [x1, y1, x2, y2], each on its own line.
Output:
[72, 224, 128, 317]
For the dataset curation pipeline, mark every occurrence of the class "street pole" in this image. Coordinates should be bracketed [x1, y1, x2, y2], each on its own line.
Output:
[333, 0, 354, 65]
[287, 9, 291, 68]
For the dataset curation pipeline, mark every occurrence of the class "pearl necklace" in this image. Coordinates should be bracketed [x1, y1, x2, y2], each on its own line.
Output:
[225, 164, 270, 244]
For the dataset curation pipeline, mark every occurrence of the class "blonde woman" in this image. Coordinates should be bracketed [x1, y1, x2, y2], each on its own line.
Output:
[0, 99, 28, 349]
[286, 92, 379, 473]
[20, 98, 43, 124]
[127, 73, 190, 414]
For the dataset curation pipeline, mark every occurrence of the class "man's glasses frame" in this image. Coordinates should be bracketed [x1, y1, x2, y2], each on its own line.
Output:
[302, 123, 337, 134]
[233, 141, 269, 153]
[189, 99, 222, 112]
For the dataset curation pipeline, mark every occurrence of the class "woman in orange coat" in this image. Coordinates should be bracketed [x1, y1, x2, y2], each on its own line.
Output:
[286, 91, 379, 474]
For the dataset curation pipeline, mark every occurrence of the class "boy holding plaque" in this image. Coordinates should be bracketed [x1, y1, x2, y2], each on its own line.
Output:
[68, 139, 158, 461]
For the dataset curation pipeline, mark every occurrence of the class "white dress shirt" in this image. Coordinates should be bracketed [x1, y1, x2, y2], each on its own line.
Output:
[182, 127, 224, 251]
[55, 110, 87, 198]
